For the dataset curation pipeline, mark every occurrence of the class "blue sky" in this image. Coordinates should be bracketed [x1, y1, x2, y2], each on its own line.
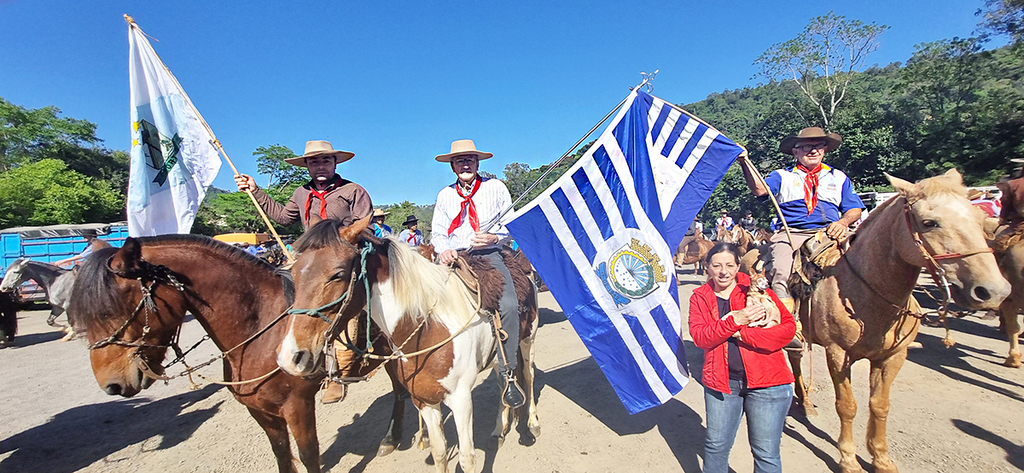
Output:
[0, 0, 993, 206]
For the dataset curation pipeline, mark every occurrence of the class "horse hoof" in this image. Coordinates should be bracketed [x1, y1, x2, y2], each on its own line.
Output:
[488, 435, 504, 450]
[529, 424, 541, 438]
[1004, 354, 1022, 368]
[377, 441, 396, 457]
[518, 431, 536, 446]
[803, 404, 819, 417]
[417, 437, 430, 450]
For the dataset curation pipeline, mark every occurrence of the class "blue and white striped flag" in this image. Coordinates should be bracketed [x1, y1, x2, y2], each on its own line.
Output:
[506, 89, 742, 414]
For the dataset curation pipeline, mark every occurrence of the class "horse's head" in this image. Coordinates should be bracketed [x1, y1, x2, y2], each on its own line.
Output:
[887, 169, 1010, 310]
[67, 238, 190, 397]
[278, 217, 382, 377]
[0, 258, 30, 292]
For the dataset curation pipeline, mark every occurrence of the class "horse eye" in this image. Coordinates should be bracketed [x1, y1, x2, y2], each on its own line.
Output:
[921, 219, 939, 229]
[330, 271, 347, 281]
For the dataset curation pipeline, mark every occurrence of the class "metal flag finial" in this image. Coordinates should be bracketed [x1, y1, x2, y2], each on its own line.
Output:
[633, 70, 659, 93]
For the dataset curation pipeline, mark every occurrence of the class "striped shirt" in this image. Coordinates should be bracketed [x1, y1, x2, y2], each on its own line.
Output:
[431, 176, 511, 253]
[763, 163, 864, 230]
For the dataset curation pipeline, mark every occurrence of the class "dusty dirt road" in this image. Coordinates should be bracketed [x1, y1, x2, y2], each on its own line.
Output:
[1, 271, 1023, 472]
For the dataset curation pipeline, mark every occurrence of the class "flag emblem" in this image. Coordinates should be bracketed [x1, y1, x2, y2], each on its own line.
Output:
[597, 237, 667, 306]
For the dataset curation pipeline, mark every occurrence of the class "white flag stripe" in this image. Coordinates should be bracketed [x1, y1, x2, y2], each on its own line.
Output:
[538, 198, 673, 402]
[601, 138, 662, 236]
[580, 158, 627, 233]
[665, 118, 699, 164]
[560, 180, 606, 254]
[631, 301, 689, 387]
[652, 108, 680, 155]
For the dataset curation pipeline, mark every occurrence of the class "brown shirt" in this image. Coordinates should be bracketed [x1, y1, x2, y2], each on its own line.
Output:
[252, 174, 373, 230]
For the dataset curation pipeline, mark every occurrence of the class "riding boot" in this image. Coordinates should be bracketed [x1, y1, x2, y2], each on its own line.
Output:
[321, 381, 348, 404]
[483, 250, 525, 409]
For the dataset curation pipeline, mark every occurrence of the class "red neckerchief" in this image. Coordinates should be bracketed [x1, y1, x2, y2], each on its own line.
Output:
[304, 176, 340, 224]
[448, 177, 482, 235]
[797, 164, 822, 215]
[406, 231, 417, 243]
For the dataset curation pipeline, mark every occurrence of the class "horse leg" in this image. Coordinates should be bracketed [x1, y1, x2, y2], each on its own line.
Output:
[47, 307, 62, 327]
[379, 361, 407, 456]
[787, 346, 817, 417]
[283, 398, 322, 473]
[419, 404, 448, 473]
[866, 352, 906, 473]
[247, 407, 298, 473]
[518, 328, 541, 443]
[448, 384, 477, 473]
[825, 344, 865, 473]
[490, 372, 512, 450]
[1000, 298, 1023, 367]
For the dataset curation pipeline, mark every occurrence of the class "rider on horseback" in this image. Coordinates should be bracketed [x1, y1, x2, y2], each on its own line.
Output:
[431, 139, 525, 409]
[737, 127, 865, 315]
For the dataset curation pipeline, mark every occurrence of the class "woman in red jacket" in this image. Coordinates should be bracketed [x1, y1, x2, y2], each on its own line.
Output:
[688, 242, 796, 473]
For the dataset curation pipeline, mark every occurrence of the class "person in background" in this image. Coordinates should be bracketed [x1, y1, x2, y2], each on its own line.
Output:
[372, 209, 392, 237]
[398, 214, 423, 246]
[54, 230, 103, 268]
[739, 210, 757, 232]
[688, 242, 796, 473]
[716, 211, 735, 230]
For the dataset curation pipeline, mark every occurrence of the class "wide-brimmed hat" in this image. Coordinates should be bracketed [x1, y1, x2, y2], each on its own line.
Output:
[435, 139, 493, 163]
[403, 214, 418, 226]
[284, 140, 355, 167]
[372, 209, 389, 218]
[779, 127, 842, 155]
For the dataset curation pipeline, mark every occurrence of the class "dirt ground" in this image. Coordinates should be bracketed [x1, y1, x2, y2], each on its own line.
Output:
[1, 270, 1023, 473]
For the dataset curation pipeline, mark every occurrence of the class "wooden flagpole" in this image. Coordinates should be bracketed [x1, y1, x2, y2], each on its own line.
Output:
[125, 15, 294, 263]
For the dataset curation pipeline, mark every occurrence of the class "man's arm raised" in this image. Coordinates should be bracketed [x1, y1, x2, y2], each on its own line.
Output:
[737, 147, 769, 197]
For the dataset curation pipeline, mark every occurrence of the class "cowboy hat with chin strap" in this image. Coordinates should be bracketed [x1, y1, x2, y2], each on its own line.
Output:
[435, 139, 493, 163]
[778, 127, 842, 155]
[284, 140, 355, 167]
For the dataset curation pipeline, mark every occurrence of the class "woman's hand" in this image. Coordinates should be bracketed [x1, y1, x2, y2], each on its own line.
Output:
[732, 305, 767, 326]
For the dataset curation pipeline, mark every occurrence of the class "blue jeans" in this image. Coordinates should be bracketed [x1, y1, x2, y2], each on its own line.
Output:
[703, 379, 792, 473]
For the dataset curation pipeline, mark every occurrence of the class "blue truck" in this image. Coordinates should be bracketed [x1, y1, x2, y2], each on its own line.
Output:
[1, 222, 129, 302]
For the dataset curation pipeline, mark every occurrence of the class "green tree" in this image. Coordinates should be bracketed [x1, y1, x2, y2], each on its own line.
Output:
[503, 162, 533, 199]
[754, 12, 889, 128]
[0, 98, 101, 171]
[977, 0, 1024, 45]
[253, 144, 306, 190]
[0, 159, 123, 227]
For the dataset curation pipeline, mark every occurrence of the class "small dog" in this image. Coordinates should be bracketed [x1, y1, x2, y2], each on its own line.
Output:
[745, 259, 781, 329]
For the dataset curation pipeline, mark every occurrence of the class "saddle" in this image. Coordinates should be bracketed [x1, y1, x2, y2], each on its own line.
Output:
[452, 247, 535, 318]
[788, 229, 850, 300]
[992, 219, 1024, 255]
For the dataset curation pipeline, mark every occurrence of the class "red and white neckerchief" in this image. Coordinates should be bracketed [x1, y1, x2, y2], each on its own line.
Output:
[407, 231, 418, 244]
[447, 177, 482, 235]
[304, 177, 340, 224]
[797, 164, 823, 215]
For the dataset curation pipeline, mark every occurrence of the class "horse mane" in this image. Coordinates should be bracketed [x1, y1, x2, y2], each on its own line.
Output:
[68, 234, 283, 334]
[384, 236, 477, 330]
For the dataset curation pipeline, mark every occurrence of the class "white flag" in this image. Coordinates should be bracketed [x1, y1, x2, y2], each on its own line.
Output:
[127, 21, 221, 237]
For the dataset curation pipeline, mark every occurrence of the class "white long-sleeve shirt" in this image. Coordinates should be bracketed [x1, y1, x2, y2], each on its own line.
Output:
[431, 177, 512, 253]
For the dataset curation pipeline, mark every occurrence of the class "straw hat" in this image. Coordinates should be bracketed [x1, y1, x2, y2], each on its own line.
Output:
[284, 140, 355, 167]
[435, 139, 493, 163]
[778, 127, 842, 155]
[372, 209, 390, 218]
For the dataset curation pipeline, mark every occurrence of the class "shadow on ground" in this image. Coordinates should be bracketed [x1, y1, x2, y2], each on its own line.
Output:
[0, 385, 222, 473]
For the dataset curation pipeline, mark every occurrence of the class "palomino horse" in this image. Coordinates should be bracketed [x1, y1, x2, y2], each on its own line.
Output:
[676, 233, 713, 276]
[792, 169, 1009, 473]
[277, 218, 540, 473]
[1, 258, 76, 330]
[67, 235, 409, 473]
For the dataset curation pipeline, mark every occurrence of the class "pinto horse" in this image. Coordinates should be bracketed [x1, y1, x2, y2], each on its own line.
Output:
[791, 169, 1009, 473]
[277, 218, 540, 473]
[67, 235, 409, 473]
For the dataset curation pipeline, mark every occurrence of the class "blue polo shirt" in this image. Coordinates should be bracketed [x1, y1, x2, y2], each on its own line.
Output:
[763, 164, 864, 230]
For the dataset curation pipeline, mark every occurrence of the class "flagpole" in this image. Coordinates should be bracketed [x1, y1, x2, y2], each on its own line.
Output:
[124, 15, 294, 263]
[480, 75, 656, 234]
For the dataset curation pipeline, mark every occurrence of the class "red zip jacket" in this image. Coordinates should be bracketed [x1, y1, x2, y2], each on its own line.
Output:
[688, 272, 796, 394]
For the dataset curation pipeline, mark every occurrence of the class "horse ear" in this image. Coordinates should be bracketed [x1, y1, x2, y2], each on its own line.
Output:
[885, 173, 917, 197]
[109, 237, 143, 273]
[339, 216, 372, 244]
[943, 168, 963, 185]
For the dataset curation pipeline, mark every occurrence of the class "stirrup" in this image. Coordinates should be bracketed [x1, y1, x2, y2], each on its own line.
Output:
[501, 373, 525, 409]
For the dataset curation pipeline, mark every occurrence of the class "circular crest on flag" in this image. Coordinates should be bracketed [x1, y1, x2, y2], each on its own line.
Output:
[595, 233, 668, 308]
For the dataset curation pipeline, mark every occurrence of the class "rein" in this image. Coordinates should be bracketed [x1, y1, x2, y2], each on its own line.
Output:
[91, 258, 291, 387]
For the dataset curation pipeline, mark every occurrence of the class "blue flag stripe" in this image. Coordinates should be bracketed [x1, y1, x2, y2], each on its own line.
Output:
[649, 304, 685, 369]
[593, 146, 639, 230]
[550, 188, 598, 263]
[624, 314, 684, 395]
[650, 104, 672, 146]
[675, 123, 709, 167]
[571, 167, 614, 241]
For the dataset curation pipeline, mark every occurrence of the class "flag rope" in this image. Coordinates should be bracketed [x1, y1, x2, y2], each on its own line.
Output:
[481, 74, 657, 234]
[124, 14, 294, 263]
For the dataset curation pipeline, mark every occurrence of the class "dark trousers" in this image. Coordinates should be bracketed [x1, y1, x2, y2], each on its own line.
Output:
[479, 249, 519, 373]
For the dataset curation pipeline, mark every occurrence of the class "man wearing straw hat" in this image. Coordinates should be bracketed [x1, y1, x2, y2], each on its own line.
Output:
[738, 127, 864, 313]
[235, 139, 373, 404]
[431, 139, 525, 408]
[371, 209, 392, 237]
[398, 215, 423, 246]
[234, 140, 373, 231]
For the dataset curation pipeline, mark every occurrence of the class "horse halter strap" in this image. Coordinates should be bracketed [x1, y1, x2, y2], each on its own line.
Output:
[89, 261, 187, 351]
[901, 198, 993, 305]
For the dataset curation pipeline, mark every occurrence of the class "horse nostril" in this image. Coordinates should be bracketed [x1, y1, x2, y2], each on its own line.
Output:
[293, 350, 310, 370]
[974, 286, 991, 301]
[104, 383, 123, 396]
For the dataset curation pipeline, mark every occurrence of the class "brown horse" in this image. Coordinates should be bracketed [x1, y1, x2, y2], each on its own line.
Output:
[791, 169, 1009, 473]
[276, 218, 540, 473]
[676, 233, 713, 276]
[67, 235, 409, 473]
[991, 178, 1024, 367]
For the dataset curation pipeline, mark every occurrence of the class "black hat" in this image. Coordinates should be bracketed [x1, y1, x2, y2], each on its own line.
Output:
[403, 215, 418, 226]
